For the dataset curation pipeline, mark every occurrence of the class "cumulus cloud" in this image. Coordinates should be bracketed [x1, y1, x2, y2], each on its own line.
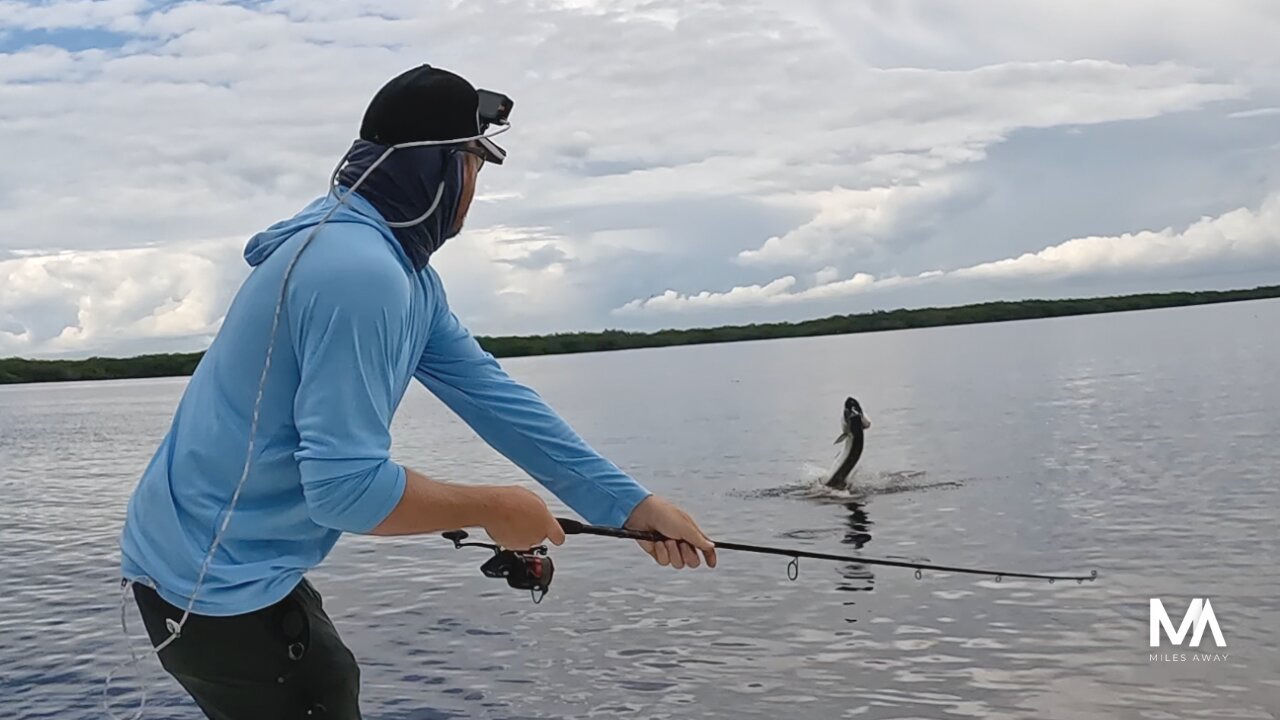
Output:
[1, 0, 1277, 355]
[813, 266, 840, 285]
[1228, 107, 1280, 119]
[0, 237, 244, 355]
[617, 192, 1280, 314]
[0, 0, 147, 32]
[805, 0, 1280, 81]
[953, 194, 1280, 281]
[500, 244, 572, 271]
[737, 180, 959, 266]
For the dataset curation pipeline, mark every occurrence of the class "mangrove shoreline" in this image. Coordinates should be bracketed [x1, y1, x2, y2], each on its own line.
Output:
[3, 284, 1277, 385]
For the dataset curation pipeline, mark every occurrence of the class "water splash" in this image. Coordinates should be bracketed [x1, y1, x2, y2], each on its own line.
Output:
[734, 467, 965, 502]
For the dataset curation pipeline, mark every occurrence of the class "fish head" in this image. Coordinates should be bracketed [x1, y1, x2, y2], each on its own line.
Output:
[843, 396, 871, 431]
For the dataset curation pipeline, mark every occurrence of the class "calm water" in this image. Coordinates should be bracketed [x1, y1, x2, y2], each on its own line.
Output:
[2, 300, 1279, 719]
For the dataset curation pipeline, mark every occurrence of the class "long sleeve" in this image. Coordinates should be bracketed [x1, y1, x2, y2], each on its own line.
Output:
[413, 285, 651, 527]
[287, 247, 408, 534]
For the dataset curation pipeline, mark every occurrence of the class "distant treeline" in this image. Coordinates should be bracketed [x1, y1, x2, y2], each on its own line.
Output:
[3, 284, 1277, 385]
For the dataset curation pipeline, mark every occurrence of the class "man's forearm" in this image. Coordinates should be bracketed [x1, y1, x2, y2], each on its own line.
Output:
[414, 361, 652, 528]
[368, 466, 501, 536]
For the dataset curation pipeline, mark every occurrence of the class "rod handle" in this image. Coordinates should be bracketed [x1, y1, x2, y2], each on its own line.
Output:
[557, 518, 666, 542]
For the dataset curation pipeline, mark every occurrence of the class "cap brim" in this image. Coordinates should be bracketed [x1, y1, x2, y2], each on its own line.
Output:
[477, 136, 506, 165]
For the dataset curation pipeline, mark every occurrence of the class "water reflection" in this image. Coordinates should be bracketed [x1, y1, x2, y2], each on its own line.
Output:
[841, 501, 872, 549]
[837, 501, 876, 607]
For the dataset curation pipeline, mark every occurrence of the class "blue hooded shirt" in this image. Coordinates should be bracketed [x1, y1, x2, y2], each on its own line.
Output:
[118, 146, 651, 616]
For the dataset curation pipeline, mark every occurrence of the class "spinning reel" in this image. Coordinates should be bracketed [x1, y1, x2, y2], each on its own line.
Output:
[441, 530, 555, 603]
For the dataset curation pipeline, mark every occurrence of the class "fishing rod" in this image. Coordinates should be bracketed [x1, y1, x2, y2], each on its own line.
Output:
[559, 518, 1097, 583]
[441, 518, 1098, 603]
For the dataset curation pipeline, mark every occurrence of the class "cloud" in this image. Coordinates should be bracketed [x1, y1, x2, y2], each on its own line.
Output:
[953, 194, 1280, 281]
[1228, 107, 1280, 119]
[1, 0, 1277, 356]
[499, 244, 572, 271]
[736, 179, 959, 266]
[617, 276, 800, 315]
[813, 266, 840, 285]
[803, 0, 1280, 81]
[616, 191, 1280, 314]
[0, 236, 244, 355]
[0, 0, 147, 32]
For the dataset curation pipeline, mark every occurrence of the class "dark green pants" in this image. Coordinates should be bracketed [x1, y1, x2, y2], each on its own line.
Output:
[132, 578, 362, 719]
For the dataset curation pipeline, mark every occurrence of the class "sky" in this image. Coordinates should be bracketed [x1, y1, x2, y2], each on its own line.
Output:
[1, 0, 1278, 358]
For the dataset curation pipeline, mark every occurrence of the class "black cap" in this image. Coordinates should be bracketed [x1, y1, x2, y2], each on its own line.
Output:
[360, 64, 506, 163]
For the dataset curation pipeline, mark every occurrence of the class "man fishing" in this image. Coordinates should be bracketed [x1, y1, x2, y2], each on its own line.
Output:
[117, 64, 716, 719]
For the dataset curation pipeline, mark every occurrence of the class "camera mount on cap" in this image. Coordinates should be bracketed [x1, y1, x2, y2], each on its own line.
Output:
[474, 89, 513, 164]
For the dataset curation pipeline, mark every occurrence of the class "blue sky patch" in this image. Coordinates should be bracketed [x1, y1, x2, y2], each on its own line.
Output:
[0, 26, 132, 53]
